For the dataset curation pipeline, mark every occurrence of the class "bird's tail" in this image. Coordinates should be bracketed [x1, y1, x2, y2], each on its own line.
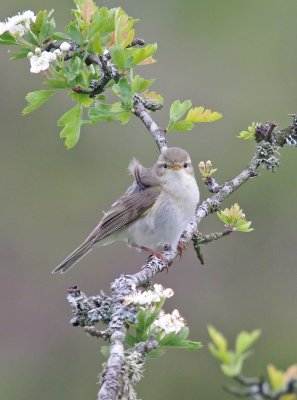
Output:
[52, 241, 94, 274]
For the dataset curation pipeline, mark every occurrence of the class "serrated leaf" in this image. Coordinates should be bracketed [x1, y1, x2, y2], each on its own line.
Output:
[71, 92, 94, 107]
[114, 8, 136, 48]
[44, 79, 68, 89]
[22, 90, 55, 115]
[112, 77, 133, 109]
[169, 99, 192, 124]
[235, 330, 261, 354]
[132, 43, 157, 65]
[208, 325, 228, 352]
[238, 122, 258, 140]
[185, 106, 222, 123]
[109, 44, 126, 70]
[88, 7, 114, 39]
[142, 91, 163, 105]
[168, 121, 194, 132]
[89, 102, 131, 124]
[0, 32, 18, 45]
[131, 75, 154, 92]
[58, 103, 83, 149]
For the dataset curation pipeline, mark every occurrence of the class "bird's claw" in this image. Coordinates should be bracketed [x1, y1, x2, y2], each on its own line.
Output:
[177, 241, 187, 259]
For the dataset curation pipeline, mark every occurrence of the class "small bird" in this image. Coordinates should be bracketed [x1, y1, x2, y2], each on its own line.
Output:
[52, 147, 200, 273]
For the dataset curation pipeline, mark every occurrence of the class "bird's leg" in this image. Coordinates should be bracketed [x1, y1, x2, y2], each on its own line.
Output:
[177, 241, 187, 259]
[141, 246, 170, 269]
[130, 243, 169, 270]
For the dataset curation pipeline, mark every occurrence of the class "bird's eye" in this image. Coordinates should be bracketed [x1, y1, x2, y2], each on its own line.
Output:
[184, 162, 188, 168]
[163, 163, 168, 169]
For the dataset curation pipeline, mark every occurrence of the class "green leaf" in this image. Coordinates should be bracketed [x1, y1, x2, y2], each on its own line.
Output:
[0, 32, 18, 45]
[52, 32, 71, 41]
[168, 99, 192, 128]
[168, 121, 194, 132]
[88, 7, 115, 39]
[267, 364, 286, 390]
[112, 77, 133, 109]
[141, 91, 164, 105]
[109, 45, 127, 70]
[114, 8, 136, 48]
[67, 23, 82, 43]
[159, 327, 189, 347]
[185, 106, 222, 123]
[22, 90, 55, 115]
[208, 325, 228, 352]
[131, 75, 154, 92]
[132, 43, 157, 65]
[89, 102, 131, 124]
[238, 122, 258, 140]
[44, 79, 69, 89]
[58, 103, 83, 149]
[71, 92, 94, 107]
[235, 330, 261, 355]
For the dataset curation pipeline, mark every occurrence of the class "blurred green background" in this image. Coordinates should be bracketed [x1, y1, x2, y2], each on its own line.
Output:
[1, 0, 297, 399]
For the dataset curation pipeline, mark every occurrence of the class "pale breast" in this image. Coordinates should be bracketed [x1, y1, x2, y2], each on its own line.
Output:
[128, 175, 199, 251]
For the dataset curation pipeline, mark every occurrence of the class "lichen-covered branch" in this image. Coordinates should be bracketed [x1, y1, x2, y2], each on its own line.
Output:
[66, 109, 297, 399]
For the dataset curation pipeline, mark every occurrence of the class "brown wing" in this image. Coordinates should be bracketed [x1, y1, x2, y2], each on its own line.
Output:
[87, 188, 160, 243]
[52, 188, 160, 274]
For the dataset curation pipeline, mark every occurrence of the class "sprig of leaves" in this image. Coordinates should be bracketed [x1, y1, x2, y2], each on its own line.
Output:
[167, 99, 222, 132]
[217, 203, 254, 233]
[238, 122, 259, 140]
[208, 326, 261, 377]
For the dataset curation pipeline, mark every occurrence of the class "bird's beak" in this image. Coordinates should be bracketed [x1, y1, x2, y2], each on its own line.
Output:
[170, 164, 182, 171]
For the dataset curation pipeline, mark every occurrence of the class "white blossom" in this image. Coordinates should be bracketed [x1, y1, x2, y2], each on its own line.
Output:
[123, 284, 174, 306]
[53, 49, 62, 58]
[152, 309, 186, 336]
[34, 47, 41, 55]
[29, 51, 56, 74]
[60, 41, 71, 52]
[0, 10, 36, 37]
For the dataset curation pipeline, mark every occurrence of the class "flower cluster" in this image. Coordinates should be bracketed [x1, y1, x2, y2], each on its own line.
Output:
[124, 284, 174, 306]
[28, 42, 70, 74]
[152, 309, 186, 337]
[0, 10, 36, 37]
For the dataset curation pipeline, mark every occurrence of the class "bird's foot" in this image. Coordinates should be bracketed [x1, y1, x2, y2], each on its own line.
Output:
[138, 245, 170, 271]
[177, 241, 187, 259]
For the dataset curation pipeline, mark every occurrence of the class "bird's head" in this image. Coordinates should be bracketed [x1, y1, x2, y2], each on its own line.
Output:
[154, 147, 195, 187]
